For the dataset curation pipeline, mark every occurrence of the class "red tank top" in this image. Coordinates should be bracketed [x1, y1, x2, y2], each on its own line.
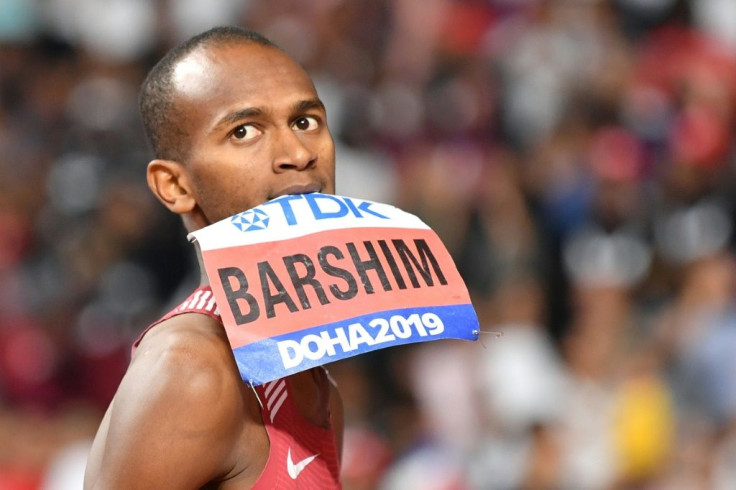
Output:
[133, 286, 342, 489]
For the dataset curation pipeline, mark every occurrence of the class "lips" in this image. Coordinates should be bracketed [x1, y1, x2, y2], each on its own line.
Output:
[269, 182, 322, 200]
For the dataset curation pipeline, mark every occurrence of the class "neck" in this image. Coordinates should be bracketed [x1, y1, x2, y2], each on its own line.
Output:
[192, 238, 210, 287]
[198, 265, 210, 287]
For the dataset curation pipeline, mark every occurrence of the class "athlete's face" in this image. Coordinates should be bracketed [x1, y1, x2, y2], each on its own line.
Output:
[168, 42, 335, 226]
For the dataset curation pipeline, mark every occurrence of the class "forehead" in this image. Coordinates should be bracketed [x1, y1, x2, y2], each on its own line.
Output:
[171, 42, 318, 125]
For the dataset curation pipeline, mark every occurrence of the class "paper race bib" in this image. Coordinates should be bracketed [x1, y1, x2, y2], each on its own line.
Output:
[188, 193, 479, 385]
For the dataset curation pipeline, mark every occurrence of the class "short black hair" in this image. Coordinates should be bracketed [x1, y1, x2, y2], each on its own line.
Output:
[139, 26, 277, 161]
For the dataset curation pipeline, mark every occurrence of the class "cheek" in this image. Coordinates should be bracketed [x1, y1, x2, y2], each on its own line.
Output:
[318, 139, 336, 174]
[191, 147, 264, 188]
[216, 174, 263, 211]
[201, 184, 256, 220]
[190, 166, 250, 219]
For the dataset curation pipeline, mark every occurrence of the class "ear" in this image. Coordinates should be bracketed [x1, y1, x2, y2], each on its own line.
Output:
[146, 159, 197, 215]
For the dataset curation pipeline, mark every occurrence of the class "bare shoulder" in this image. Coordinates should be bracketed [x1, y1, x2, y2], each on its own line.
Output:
[130, 314, 244, 411]
[134, 312, 236, 375]
[126, 313, 250, 437]
[85, 313, 253, 489]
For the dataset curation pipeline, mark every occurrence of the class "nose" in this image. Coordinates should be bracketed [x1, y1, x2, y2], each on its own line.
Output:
[272, 127, 316, 172]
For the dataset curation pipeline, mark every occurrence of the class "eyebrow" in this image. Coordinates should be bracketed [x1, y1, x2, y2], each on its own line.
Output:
[293, 98, 326, 114]
[212, 98, 326, 133]
[212, 107, 264, 132]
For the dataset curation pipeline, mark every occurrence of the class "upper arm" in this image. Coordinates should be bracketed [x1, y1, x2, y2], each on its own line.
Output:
[85, 324, 243, 489]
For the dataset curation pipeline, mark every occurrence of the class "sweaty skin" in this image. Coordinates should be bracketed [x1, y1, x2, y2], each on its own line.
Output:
[84, 41, 343, 489]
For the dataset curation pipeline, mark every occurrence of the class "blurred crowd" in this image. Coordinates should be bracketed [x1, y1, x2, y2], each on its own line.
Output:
[2, 0, 736, 488]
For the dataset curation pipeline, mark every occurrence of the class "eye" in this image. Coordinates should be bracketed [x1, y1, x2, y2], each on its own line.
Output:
[231, 124, 261, 141]
[292, 116, 319, 131]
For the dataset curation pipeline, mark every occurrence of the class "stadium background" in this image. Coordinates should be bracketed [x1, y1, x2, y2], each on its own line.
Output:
[1, 0, 736, 488]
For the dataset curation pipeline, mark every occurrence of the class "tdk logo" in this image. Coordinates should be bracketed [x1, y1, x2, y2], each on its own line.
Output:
[231, 194, 389, 232]
[231, 208, 270, 232]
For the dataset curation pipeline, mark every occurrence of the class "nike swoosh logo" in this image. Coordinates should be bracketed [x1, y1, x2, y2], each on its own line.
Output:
[287, 448, 319, 479]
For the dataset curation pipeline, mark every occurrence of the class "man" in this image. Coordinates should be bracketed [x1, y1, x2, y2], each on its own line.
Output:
[84, 26, 343, 488]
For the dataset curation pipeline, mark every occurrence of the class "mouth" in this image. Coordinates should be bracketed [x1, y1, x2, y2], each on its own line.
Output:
[268, 182, 322, 200]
